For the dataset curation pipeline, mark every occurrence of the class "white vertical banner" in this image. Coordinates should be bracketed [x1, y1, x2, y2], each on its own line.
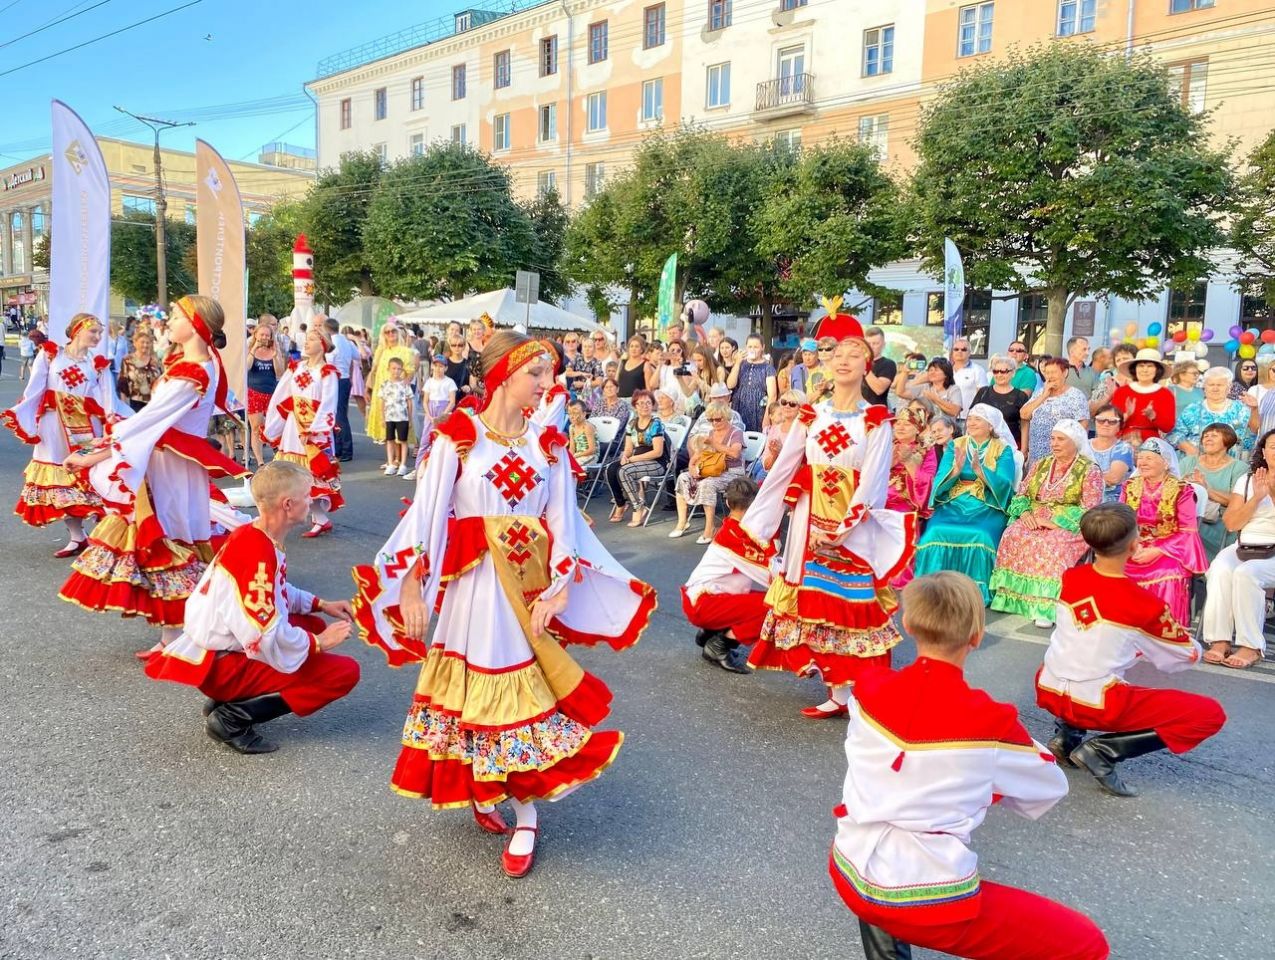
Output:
[195, 140, 246, 411]
[943, 237, 965, 345]
[49, 100, 111, 348]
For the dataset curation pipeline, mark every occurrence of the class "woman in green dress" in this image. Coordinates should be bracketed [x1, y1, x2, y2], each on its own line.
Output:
[913, 403, 1019, 604]
[1179, 422, 1248, 561]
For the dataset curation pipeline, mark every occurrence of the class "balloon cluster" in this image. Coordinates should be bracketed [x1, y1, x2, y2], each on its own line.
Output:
[1109, 320, 1211, 359]
[137, 303, 168, 321]
[1220, 324, 1275, 360]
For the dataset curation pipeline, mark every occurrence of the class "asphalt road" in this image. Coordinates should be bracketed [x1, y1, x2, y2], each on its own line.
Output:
[0, 370, 1271, 960]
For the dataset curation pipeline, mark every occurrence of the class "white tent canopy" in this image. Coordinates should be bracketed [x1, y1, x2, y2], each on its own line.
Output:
[397, 288, 603, 334]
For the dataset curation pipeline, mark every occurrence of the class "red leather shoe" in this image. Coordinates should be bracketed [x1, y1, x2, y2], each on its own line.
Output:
[134, 642, 164, 662]
[472, 802, 508, 835]
[301, 521, 333, 539]
[800, 702, 849, 720]
[53, 540, 87, 558]
[501, 826, 538, 879]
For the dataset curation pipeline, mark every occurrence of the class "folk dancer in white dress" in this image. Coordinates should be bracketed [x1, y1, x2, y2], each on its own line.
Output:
[264, 325, 344, 538]
[60, 296, 249, 651]
[2, 313, 121, 556]
[353, 331, 656, 879]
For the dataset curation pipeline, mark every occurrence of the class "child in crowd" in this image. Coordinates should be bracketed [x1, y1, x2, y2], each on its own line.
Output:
[1036, 502, 1226, 798]
[681, 477, 774, 673]
[830, 571, 1108, 960]
[567, 399, 599, 466]
[379, 357, 414, 477]
[144, 461, 359, 755]
[421, 355, 458, 427]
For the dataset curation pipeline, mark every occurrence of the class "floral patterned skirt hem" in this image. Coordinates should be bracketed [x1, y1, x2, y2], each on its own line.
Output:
[749, 612, 900, 685]
[14, 459, 104, 527]
[988, 568, 1061, 622]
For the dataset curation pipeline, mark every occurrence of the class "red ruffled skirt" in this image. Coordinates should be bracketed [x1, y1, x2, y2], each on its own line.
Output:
[13, 460, 104, 527]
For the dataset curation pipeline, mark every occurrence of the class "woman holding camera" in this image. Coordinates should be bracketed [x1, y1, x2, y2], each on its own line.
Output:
[972, 354, 1029, 449]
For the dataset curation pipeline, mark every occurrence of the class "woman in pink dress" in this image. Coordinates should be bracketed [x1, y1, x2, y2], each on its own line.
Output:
[1120, 437, 1207, 624]
[885, 405, 938, 589]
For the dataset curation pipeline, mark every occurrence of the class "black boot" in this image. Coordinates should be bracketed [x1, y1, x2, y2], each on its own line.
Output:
[858, 919, 913, 960]
[206, 694, 292, 755]
[1047, 721, 1085, 767]
[694, 627, 718, 648]
[1069, 729, 1166, 798]
[703, 633, 750, 674]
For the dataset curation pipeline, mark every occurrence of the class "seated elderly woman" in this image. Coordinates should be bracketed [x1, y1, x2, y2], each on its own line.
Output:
[913, 404, 1020, 604]
[1180, 422, 1248, 561]
[1201, 428, 1275, 669]
[1119, 438, 1207, 625]
[669, 401, 745, 544]
[605, 389, 668, 527]
[988, 419, 1104, 627]
[1167, 366, 1258, 457]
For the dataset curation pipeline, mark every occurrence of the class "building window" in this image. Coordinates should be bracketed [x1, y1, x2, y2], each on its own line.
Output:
[1017, 293, 1049, 354]
[644, 4, 666, 48]
[1241, 294, 1275, 332]
[493, 114, 511, 152]
[585, 162, 606, 198]
[1167, 282, 1207, 340]
[410, 77, 424, 111]
[1168, 59, 1207, 114]
[122, 194, 156, 215]
[1057, 0, 1095, 36]
[777, 46, 806, 95]
[537, 170, 558, 196]
[963, 290, 993, 358]
[958, 2, 994, 57]
[451, 124, 467, 145]
[586, 91, 607, 132]
[494, 49, 511, 88]
[373, 142, 387, 165]
[540, 35, 558, 76]
[858, 114, 889, 161]
[339, 98, 351, 129]
[706, 62, 731, 108]
[452, 64, 466, 100]
[410, 133, 425, 156]
[589, 21, 608, 63]
[184, 205, 197, 225]
[874, 292, 902, 325]
[247, 210, 264, 227]
[539, 103, 558, 142]
[863, 25, 894, 76]
[926, 292, 945, 327]
[780, 0, 807, 9]
[709, 0, 732, 30]
[374, 87, 387, 120]
[455, 11, 471, 31]
[1170, 0, 1214, 12]
[774, 128, 802, 152]
[641, 78, 664, 122]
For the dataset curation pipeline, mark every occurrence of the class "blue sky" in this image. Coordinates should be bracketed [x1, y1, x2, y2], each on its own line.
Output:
[0, 0, 438, 165]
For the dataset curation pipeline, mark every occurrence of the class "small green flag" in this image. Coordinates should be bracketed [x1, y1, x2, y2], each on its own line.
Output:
[657, 252, 678, 337]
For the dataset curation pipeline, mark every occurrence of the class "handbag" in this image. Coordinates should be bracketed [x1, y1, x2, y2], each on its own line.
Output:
[698, 450, 727, 478]
[1236, 476, 1275, 561]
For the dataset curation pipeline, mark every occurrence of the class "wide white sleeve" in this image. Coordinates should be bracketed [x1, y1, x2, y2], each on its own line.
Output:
[740, 419, 809, 545]
[311, 370, 338, 437]
[93, 362, 127, 423]
[2, 346, 50, 442]
[835, 423, 914, 577]
[1132, 618, 1202, 674]
[91, 376, 201, 502]
[285, 579, 319, 616]
[263, 369, 292, 444]
[991, 740, 1069, 820]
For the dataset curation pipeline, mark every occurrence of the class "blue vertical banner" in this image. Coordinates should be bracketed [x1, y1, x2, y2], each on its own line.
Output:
[943, 237, 965, 343]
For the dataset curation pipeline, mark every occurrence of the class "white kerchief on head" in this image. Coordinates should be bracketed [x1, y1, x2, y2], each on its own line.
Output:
[1134, 436, 1181, 478]
[1051, 418, 1094, 462]
[967, 403, 1015, 449]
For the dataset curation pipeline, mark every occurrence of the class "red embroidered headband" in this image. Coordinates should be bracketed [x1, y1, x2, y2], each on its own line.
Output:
[481, 338, 554, 406]
[66, 313, 99, 341]
[175, 295, 230, 414]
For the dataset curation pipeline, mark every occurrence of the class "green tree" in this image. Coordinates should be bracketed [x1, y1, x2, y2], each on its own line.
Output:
[109, 210, 196, 304]
[302, 151, 383, 301]
[1230, 128, 1275, 303]
[246, 201, 304, 317]
[524, 187, 571, 302]
[32, 233, 49, 271]
[907, 43, 1232, 356]
[362, 142, 537, 301]
[564, 186, 629, 317]
[754, 139, 900, 307]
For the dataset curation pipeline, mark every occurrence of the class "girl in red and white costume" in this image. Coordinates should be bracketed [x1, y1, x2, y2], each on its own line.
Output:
[264, 324, 344, 538]
[353, 330, 656, 879]
[60, 295, 248, 648]
[740, 304, 916, 718]
[2, 313, 119, 556]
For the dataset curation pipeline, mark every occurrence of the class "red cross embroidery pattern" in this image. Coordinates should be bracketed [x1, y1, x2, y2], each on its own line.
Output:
[816, 422, 855, 458]
[58, 364, 88, 390]
[499, 520, 540, 569]
[293, 370, 313, 390]
[818, 469, 844, 500]
[485, 452, 543, 507]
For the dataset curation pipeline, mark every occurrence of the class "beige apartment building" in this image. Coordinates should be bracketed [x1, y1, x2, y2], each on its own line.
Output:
[307, 0, 1275, 354]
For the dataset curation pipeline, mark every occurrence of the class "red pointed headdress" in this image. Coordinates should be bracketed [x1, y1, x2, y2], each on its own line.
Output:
[811, 295, 865, 344]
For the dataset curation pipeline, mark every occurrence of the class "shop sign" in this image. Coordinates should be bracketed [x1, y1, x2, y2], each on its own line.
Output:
[3, 165, 46, 192]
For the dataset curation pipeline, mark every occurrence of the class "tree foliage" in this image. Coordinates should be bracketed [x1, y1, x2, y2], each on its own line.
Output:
[109, 210, 196, 304]
[907, 42, 1232, 355]
[246, 201, 304, 318]
[1230, 127, 1275, 303]
[362, 142, 539, 301]
[302, 151, 383, 301]
[523, 187, 571, 302]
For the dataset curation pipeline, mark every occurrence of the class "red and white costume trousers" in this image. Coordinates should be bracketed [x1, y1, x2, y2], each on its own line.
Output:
[680, 588, 768, 646]
[1035, 677, 1225, 755]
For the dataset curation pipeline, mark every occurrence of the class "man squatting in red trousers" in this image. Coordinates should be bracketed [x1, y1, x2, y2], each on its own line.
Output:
[145, 460, 360, 753]
[1037, 502, 1226, 797]
[829, 571, 1110, 960]
[681, 476, 775, 673]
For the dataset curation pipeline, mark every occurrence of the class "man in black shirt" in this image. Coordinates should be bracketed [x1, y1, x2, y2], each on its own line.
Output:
[862, 326, 896, 407]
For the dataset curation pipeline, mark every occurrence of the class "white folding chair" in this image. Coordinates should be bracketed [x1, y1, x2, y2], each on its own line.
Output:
[639, 419, 689, 527]
[1012, 448, 1025, 489]
[580, 416, 621, 503]
[742, 431, 766, 467]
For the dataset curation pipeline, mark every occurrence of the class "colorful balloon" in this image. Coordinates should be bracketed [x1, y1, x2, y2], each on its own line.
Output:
[1262, 329, 1275, 344]
[1241, 331, 1257, 345]
[1186, 328, 1200, 342]
[1194, 342, 1208, 359]
[1239, 344, 1257, 359]
[1146, 322, 1162, 336]
[1225, 339, 1240, 353]
[1229, 325, 1243, 339]
[1125, 322, 1138, 336]
[1145, 336, 1159, 347]
[1200, 329, 1215, 342]
[1172, 330, 1188, 343]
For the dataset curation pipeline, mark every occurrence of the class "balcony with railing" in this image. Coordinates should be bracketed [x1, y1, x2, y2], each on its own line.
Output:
[754, 73, 815, 118]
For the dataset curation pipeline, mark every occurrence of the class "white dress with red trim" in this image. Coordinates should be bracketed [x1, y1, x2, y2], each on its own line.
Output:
[353, 409, 657, 809]
[2, 343, 118, 526]
[145, 524, 322, 686]
[740, 400, 917, 685]
[59, 358, 248, 627]
[832, 658, 1067, 927]
[263, 360, 344, 513]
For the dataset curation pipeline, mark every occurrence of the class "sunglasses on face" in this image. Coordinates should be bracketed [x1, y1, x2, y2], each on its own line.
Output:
[707, 417, 724, 422]
[952, 347, 969, 353]
[779, 399, 800, 407]
[1009, 347, 1027, 353]
[818, 347, 834, 354]
[991, 368, 1011, 374]
[1243, 365, 1257, 371]
[1095, 417, 1120, 425]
